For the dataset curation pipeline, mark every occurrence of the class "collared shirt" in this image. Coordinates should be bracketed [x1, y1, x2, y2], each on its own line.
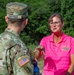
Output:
[40, 33, 74, 75]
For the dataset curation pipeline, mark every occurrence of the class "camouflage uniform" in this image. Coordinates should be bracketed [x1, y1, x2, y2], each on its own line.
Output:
[0, 2, 33, 75]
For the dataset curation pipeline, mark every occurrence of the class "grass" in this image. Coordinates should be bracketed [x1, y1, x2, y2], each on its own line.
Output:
[28, 44, 37, 51]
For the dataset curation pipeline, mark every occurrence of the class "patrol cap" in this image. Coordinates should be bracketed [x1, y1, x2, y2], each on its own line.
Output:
[6, 2, 28, 20]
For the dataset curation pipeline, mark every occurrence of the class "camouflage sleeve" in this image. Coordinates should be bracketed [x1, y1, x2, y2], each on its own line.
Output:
[0, 34, 15, 75]
[0, 33, 15, 61]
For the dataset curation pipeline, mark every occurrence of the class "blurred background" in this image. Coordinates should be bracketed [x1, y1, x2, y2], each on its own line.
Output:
[0, 0, 74, 72]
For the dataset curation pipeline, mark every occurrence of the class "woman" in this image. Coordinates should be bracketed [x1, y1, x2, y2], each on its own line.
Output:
[34, 13, 74, 75]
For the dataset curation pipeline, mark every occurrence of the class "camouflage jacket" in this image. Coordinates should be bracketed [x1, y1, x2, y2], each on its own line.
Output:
[0, 28, 33, 75]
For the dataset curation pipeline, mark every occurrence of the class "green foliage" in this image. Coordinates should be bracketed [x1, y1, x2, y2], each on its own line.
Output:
[0, 0, 74, 45]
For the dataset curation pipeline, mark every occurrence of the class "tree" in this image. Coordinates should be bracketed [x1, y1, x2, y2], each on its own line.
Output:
[0, 0, 74, 45]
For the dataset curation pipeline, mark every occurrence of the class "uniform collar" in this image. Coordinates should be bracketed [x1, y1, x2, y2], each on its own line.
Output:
[5, 28, 19, 37]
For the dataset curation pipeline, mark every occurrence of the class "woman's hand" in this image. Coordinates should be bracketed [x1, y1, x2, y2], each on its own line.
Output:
[34, 45, 45, 60]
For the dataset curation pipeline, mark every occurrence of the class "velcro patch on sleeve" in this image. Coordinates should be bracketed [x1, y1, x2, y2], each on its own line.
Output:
[17, 56, 30, 67]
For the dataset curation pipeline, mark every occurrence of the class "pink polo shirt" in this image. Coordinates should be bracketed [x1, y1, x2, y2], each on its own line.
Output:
[40, 33, 74, 75]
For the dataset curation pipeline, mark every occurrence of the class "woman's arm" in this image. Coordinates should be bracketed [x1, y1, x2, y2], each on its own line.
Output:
[34, 45, 45, 60]
[66, 54, 74, 75]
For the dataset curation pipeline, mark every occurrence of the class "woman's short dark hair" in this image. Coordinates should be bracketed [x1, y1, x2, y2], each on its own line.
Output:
[48, 13, 64, 23]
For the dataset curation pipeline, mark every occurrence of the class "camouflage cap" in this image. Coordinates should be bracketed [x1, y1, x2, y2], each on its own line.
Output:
[6, 2, 28, 20]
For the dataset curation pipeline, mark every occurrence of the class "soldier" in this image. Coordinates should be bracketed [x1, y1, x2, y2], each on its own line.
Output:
[0, 2, 33, 75]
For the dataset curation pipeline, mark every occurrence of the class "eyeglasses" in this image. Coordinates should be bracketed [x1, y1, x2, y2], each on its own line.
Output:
[49, 21, 61, 26]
